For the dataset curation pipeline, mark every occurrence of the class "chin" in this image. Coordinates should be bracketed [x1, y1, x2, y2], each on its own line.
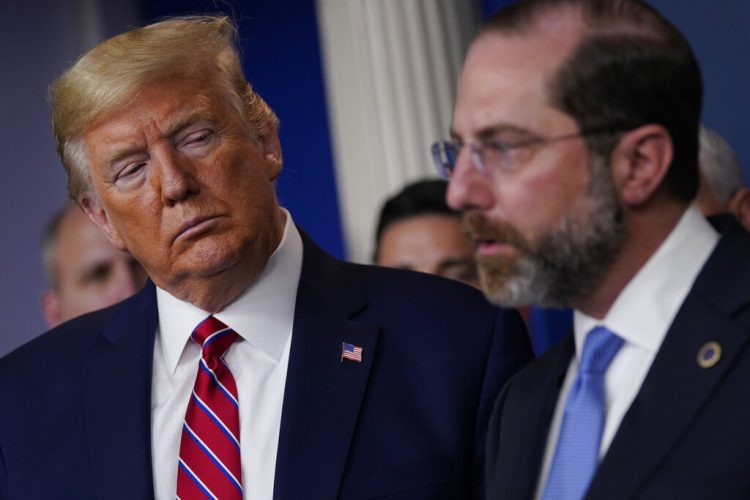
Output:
[174, 240, 240, 277]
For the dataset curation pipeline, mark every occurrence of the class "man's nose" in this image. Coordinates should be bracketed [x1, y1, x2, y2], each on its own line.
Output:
[154, 148, 200, 203]
[446, 146, 494, 212]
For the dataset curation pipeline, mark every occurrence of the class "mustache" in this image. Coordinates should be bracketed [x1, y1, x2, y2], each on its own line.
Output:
[462, 213, 531, 252]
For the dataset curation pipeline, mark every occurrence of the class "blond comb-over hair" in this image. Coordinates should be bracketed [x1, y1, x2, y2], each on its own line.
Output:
[50, 15, 279, 202]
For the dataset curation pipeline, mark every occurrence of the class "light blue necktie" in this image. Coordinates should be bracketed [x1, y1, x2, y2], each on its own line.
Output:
[542, 326, 624, 500]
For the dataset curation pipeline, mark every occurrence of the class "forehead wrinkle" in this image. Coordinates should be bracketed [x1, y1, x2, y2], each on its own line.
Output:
[101, 102, 217, 168]
[457, 14, 588, 140]
[105, 140, 147, 167]
[162, 105, 218, 138]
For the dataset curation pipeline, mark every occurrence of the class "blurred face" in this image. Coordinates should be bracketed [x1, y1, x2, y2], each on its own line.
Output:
[42, 208, 147, 327]
[377, 214, 479, 287]
[80, 73, 284, 310]
[447, 27, 624, 308]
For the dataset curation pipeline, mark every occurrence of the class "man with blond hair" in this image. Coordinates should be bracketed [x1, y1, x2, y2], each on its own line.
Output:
[0, 16, 532, 500]
[435, 0, 750, 498]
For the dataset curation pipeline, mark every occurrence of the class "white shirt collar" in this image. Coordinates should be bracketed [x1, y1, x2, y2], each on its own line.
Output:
[574, 205, 719, 359]
[156, 208, 303, 373]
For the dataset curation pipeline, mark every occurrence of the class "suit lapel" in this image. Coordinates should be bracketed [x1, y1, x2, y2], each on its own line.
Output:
[84, 283, 158, 499]
[504, 335, 574, 499]
[273, 234, 379, 500]
[589, 223, 750, 498]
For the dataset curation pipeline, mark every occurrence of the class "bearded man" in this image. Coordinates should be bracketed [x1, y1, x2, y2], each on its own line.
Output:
[434, 0, 750, 498]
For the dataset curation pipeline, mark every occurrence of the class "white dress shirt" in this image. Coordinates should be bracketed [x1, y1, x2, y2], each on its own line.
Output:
[151, 210, 303, 500]
[535, 205, 719, 498]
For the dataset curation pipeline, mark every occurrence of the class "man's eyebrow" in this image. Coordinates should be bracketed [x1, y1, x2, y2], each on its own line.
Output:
[450, 123, 533, 142]
[164, 109, 216, 138]
[105, 142, 146, 169]
[104, 109, 216, 168]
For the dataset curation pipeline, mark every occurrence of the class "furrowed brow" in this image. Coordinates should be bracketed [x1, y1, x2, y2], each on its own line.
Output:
[105, 142, 145, 169]
[163, 109, 216, 138]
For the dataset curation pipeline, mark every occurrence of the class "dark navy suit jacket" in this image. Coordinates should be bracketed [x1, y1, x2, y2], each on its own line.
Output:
[486, 219, 750, 499]
[0, 233, 533, 499]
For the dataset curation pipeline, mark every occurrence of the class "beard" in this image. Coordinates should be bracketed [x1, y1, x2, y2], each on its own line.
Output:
[464, 157, 625, 308]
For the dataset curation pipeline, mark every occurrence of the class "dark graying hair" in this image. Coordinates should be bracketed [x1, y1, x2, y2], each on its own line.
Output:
[481, 0, 703, 203]
[374, 179, 458, 262]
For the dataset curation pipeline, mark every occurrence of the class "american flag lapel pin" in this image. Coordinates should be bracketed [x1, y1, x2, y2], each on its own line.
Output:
[341, 342, 363, 363]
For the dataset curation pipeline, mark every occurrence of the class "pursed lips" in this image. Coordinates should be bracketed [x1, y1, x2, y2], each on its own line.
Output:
[172, 215, 221, 243]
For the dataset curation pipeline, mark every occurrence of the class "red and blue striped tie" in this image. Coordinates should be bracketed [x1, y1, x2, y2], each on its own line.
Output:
[177, 316, 243, 499]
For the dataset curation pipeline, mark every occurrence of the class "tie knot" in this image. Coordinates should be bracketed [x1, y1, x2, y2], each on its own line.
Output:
[192, 316, 237, 359]
[579, 326, 623, 375]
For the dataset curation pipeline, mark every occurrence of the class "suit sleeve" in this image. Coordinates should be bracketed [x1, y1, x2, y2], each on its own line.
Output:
[472, 307, 534, 498]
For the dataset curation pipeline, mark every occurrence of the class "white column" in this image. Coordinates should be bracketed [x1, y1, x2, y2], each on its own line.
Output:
[316, 0, 479, 263]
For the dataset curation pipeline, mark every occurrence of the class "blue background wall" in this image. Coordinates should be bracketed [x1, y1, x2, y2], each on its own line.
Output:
[650, 0, 750, 183]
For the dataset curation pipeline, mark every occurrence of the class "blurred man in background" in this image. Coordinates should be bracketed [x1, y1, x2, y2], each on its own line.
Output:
[374, 178, 479, 287]
[696, 125, 750, 229]
[40, 202, 147, 327]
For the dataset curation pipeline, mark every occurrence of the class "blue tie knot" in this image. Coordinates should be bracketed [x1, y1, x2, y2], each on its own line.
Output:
[579, 326, 623, 375]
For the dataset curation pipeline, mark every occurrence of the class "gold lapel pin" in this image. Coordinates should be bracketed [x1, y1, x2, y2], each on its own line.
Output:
[697, 341, 721, 369]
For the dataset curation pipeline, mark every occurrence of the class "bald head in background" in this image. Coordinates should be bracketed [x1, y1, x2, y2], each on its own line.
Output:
[41, 203, 147, 327]
[696, 125, 750, 229]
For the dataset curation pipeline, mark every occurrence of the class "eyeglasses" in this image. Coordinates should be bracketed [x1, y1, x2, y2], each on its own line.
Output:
[431, 127, 621, 179]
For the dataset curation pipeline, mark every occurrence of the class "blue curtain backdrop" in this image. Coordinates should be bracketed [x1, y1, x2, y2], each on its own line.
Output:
[141, 0, 346, 259]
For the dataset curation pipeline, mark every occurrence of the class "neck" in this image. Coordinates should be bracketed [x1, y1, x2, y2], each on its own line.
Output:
[573, 198, 688, 319]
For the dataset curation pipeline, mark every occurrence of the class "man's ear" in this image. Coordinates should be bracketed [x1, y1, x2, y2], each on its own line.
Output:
[258, 128, 283, 181]
[80, 196, 127, 250]
[728, 187, 750, 231]
[610, 124, 673, 207]
[41, 290, 62, 329]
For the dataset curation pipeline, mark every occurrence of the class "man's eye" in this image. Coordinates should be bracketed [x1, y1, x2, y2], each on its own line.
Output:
[81, 264, 111, 286]
[484, 140, 513, 154]
[181, 130, 213, 148]
[116, 162, 146, 181]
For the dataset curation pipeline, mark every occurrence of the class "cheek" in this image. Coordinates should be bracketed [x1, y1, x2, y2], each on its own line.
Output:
[204, 146, 268, 198]
[117, 217, 160, 258]
[500, 157, 590, 232]
[99, 190, 162, 247]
